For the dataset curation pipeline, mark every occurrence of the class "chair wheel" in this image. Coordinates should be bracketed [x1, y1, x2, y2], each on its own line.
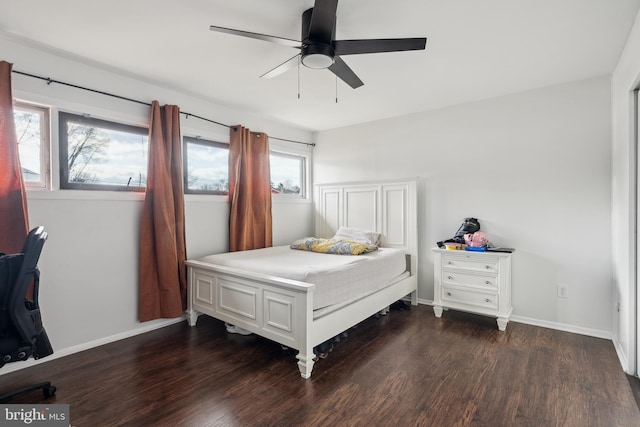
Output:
[43, 385, 56, 398]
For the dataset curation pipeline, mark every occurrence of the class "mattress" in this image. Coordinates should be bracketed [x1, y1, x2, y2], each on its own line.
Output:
[198, 246, 407, 310]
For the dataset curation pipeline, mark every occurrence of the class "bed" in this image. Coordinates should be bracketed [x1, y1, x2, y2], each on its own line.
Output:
[185, 179, 418, 378]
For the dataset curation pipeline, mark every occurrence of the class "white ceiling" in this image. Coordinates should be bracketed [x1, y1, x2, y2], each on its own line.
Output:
[1, 0, 639, 132]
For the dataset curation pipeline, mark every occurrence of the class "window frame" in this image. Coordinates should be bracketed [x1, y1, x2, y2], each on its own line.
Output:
[181, 134, 311, 200]
[269, 150, 307, 199]
[58, 111, 149, 192]
[14, 101, 51, 190]
[183, 136, 230, 195]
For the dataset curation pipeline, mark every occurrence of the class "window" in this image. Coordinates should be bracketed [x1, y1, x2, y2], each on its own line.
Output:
[183, 136, 229, 195]
[270, 151, 305, 197]
[14, 102, 50, 189]
[59, 112, 149, 191]
[183, 136, 308, 198]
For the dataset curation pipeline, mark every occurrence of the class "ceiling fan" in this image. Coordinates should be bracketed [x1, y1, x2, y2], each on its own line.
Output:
[209, 0, 427, 89]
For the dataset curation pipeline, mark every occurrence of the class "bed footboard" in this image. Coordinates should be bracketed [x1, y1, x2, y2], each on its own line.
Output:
[186, 260, 316, 378]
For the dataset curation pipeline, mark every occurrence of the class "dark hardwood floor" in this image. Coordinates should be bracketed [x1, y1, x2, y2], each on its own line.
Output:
[1, 304, 639, 427]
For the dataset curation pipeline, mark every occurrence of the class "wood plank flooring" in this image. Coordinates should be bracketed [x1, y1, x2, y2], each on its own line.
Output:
[0, 304, 638, 427]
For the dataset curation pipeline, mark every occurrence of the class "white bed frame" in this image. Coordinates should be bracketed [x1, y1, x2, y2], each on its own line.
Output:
[185, 179, 418, 378]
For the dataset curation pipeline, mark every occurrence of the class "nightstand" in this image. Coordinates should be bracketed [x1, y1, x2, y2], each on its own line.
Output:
[432, 248, 513, 331]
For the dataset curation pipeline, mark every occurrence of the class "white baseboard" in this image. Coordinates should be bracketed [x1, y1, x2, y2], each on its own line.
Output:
[0, 317, 185, 376]
[612, 334, 632, 375]
[417, 299, 612, 340]
[508, 314, 612, 340]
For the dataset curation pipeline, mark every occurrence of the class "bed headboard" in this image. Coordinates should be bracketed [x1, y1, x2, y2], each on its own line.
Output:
[314, 179, 418, 272]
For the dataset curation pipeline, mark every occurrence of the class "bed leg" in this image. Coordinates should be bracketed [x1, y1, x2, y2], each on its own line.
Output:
[410, 290, 418, 306]
[297, 353, 315, 379]
[186, 309, 199, 326]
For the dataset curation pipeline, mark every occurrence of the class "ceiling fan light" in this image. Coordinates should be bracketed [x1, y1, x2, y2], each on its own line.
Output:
[301, 44, 335, 69]
[302, 54, 334, 69]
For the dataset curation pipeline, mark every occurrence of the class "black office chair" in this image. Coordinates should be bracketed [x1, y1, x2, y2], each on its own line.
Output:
[0, 226, 56, 402]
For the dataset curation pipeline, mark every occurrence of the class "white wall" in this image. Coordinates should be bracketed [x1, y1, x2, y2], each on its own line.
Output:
[612, 9, 640, 375]
[0, 33, 314, 371]
[314, 76, 613, 337]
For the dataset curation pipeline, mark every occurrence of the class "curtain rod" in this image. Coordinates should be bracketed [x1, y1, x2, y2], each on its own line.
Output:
[12, 69, 315, 147]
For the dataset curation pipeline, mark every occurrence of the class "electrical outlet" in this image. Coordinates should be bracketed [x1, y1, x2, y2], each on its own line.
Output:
[557, 283, 569, 299]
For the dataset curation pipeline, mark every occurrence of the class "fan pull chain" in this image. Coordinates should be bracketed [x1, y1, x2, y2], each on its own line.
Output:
[297, 55, 301, 99]
[335, 75, 338, 103]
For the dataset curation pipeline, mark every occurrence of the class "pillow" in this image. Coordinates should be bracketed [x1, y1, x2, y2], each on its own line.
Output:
[290, 237, 378, 255]
[332, 226, 381, 246]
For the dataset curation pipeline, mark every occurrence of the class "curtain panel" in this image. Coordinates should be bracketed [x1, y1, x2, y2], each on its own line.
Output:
[138, 101, 187, 322]
[228, 125, 273, 252]
[0, 60, 29, 254]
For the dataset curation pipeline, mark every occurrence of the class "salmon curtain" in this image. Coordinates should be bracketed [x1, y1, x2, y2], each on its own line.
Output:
[0, 60, 29, 254]
[138, 101, 186, 322]
[228, 125, 272, 251]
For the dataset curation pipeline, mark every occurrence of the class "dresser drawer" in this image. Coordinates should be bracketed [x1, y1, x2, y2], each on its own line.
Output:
[442, 254, 498, 274]
[441, 271, 498, 291]
[441, 286, 499, 310]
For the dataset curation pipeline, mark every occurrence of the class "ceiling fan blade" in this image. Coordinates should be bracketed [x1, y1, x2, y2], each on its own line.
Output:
[308, 0, 338, 43]
[334, 38, 427, 55]
[260, 54, 300, 79]
[328, 56, 364, 89]
[209, 25, 300, 48]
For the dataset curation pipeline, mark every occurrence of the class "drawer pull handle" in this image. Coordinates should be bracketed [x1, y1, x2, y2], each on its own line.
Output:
[448, 261, 453, 265]
[448, 276, 453, 280]
[447, 292, 452, 297]
[485, 298, 491, 303]
[485, 281, 491, 285]
[486, 265, 491, 269]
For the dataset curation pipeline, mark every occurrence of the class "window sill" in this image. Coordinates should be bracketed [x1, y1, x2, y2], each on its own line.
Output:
[184, 194, 311, 204]
[27, 190, 312, 204]
[26, 189, 145, 202]
[272, 196, 311, 205]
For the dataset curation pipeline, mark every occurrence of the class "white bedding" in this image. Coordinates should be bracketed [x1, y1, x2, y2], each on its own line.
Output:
[198, 246, 407, 309]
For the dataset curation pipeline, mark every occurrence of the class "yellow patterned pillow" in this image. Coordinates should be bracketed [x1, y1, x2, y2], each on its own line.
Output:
[290, 237, 378, 255]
